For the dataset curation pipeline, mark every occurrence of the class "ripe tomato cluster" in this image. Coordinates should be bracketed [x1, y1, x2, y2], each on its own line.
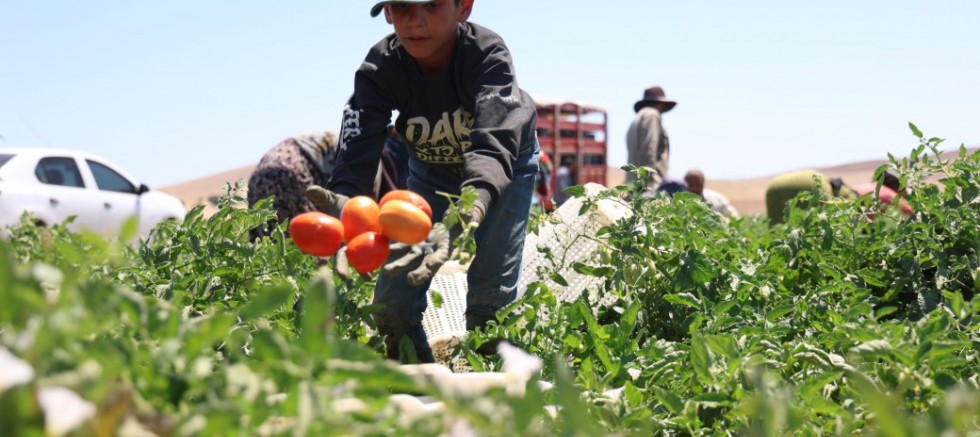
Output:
[289, 190, 433, 274]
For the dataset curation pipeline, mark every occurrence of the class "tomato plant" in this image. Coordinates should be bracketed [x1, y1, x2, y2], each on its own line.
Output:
[379, 199, 432, 245]
[341, 195, 382, 243]
[288, 211, 344, 257]
[346, 231, 390, 273]
[380, 189, 433, 219]
[3, 128, 980, 436]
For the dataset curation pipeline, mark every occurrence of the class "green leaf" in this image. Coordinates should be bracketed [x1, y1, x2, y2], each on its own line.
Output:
[908, 122, 923, 138]
[680, 252, 717, 285]
[577, 301, 610, 341]
[299, 271, 336, 357]
[550, 272, 569, 287]
[118, 215, 139, 242]
[623, 382, 644, 408]
[765, 304, 795, 322]
[653, 386, 684, 414]
[856, 268, 887, 288]
[689, 334, 714, 386]
[554, 358, 603, 436]
[704, 334, 739, 361]
[849, 339, 892, 358]
[874, 306, 898, 320]
[563, 333, 582, 349]
[690, 392, 732, 407]
[944, 290, 965, 320]
[563, 185, 586, 198]
[916, 289, 940, 315]
[430, 290, 444, 309]
[574, 263, 614, 278]
[799, 371, 843, 398]
[591, 336, 619, 378]
[618, 301, 641, 343]
[917, 313, 950, 344]
[250, 328, 290, 361]
[849, 371, 912, 437]
[665, 292, 701, 309]
[238, 286, 292, 321]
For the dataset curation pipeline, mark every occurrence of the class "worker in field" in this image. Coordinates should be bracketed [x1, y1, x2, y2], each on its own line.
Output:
[654, 176, 688, 197]
[247, 130, 339, 240]
[684, 169, 740, 219]
[306, 0, 540, 363]
[626, 86, 675, 192]
[535, 152, 555, 212]
[247, 129, 408, 240]
[849, 169, 914, 217]
[764, 169, 856, 224]
[554, 155, 577, 206]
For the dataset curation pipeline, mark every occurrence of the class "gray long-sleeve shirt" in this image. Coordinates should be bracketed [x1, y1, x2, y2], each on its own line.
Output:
[327, 22, 537, 215]
[625, 107, 670, 190]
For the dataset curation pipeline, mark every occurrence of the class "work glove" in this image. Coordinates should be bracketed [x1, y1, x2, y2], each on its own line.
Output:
[328, 247, 373, 282]
[383, 206, 484, 287]
[305, 185, 350, 218]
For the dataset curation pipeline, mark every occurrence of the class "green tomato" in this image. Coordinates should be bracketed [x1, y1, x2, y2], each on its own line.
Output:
[623, 259, 657, 284]
[641, 259, 659, 281]
[597, 246, 613, 265]
[623, 262, 643, 284]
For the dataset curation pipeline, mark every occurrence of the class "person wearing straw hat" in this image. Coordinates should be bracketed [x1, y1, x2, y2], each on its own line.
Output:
[626, 86, 676, 191]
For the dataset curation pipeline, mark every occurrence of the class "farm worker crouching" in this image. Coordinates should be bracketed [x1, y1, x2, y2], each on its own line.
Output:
[764, 169, 856, 225]
[247, 130, 408, 240]
[850, 169, 914, 217]
[683, 169, 740, 219]
[247, 131, 339, 241]
[306, 0, 539, 363]
[850, 183, 914, 216]
[654, 177, 688, 197]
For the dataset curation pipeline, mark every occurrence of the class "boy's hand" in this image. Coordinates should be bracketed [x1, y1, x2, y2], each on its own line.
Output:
[383, 206, 483, 286]
[333, 247, 374, 282]
[305, 185, 350, 218]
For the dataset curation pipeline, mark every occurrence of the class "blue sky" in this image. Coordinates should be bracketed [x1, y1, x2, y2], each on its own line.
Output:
[2, 1, 978, 188]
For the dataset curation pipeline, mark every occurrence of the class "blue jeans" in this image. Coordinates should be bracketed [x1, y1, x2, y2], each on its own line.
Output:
[372, 139, 540, 361]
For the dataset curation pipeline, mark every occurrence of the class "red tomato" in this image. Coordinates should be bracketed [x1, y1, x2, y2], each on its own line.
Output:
[346, 231, 391, 273]
[380, 189, 433, 219]
[341, 196, 382, 243]
[288, 212, 344, 257]
[379, 199, 433, 245]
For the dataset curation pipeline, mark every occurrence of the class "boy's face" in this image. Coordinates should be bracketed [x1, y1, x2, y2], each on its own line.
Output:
[384, 0, 473, 74]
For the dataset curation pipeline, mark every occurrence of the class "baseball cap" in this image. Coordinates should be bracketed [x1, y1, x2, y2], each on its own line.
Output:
[370, 1, 435, 17]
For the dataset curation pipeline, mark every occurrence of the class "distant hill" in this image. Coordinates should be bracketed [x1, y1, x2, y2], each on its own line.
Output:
[160, 164, 255, 216]
[161, 147, 976, 217]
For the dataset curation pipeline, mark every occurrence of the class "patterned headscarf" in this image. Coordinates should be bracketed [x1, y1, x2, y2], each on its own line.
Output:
[294, 130, 339, 175]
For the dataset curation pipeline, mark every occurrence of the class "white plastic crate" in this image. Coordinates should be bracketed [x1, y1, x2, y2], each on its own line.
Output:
[422, 183, 633, 342]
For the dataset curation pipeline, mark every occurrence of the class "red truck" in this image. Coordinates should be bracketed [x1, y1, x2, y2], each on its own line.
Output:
[533, 98, 609, 200]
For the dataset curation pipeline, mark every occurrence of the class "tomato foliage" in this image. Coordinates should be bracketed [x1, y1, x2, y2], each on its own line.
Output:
[1, 128, 979, 435]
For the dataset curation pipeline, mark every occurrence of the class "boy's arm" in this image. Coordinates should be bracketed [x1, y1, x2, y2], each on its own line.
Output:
[461, 52, 536, 215]
[326, 80, 393, 198]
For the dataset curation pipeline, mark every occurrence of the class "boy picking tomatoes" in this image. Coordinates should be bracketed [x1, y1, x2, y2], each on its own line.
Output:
[306, 0, 539, 363]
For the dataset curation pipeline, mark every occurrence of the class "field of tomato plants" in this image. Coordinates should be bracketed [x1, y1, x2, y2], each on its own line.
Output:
[2, 127, 979, 436]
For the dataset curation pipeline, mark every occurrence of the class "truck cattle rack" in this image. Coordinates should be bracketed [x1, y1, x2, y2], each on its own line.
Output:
[532, 99, 609, 194]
